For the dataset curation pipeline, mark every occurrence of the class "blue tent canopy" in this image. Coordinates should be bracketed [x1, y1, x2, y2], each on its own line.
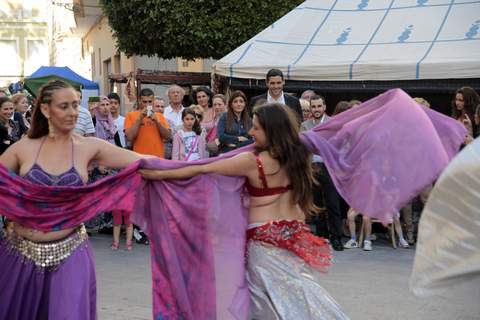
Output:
[28, 66, 99, 90]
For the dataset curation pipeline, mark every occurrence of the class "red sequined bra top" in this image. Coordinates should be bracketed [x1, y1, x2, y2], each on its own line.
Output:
[245, 152, 292, 197]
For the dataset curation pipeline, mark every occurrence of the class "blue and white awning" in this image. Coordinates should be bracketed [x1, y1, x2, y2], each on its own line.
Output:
[213, 0, 480, 81]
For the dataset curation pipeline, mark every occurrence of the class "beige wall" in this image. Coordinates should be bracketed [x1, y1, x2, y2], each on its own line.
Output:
[81, 16, 139, 112]
[79, 14, 218, 112]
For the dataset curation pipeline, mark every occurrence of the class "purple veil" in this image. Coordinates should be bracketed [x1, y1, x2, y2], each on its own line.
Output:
[301, 89, 466, 222]
[0, 89, 466, 319]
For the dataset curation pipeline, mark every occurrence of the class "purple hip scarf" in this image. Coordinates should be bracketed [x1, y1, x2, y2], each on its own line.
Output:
[0, 226, 97, 320]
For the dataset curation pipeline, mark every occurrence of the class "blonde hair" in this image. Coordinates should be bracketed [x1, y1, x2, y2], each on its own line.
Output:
[188, 104, 204, 115]
[413, 97, 430, 108]
[11, 93, 27, 105]
[348, 99, 362, 108]
[299, 98, 310, 110]
[212, 94, 226, 104]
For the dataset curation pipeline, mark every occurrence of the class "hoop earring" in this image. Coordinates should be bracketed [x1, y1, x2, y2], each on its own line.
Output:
[47, 118, 55, 138]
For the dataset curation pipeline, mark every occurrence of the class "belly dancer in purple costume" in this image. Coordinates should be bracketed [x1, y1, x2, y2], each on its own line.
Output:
[0, 80, 146, 320]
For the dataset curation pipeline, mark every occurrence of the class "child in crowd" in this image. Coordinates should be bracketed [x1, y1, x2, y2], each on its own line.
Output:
[392, 213, 410, 248]
[344, 209, 374, 251]
[172, 108, 207, 161]
[111, 211, 134, 251]
[344, 209, 409, 250]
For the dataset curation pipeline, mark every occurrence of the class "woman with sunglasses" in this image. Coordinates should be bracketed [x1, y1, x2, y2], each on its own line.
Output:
[172, 107, 207, 161]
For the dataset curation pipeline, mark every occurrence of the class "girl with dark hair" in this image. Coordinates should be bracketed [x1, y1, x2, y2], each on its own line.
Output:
[172, 107, 207, 161]
[140, 103, 349, 319]
[0, 80, 144, 319]
[216, 90, 253, 153]
[0, 97, 22, 154]
[452, 86, 480, 138]
[193, 86, 215, 132]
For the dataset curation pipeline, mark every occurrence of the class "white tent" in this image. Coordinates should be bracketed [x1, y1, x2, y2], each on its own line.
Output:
[213, 0, 480, 82]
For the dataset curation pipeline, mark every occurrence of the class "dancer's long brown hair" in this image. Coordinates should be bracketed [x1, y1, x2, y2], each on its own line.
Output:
[253, 103, 318, 216]
[28, 80, 73, 139]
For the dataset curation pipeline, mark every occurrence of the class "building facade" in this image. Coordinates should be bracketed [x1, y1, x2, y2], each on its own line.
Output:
[0, 0, 50, 87]
[72, 0, 215, 112]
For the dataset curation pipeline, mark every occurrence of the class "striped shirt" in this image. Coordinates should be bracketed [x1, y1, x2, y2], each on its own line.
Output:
[75, 107, 95, 136]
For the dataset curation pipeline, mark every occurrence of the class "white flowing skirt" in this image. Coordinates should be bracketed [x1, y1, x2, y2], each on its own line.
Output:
[246, 241, 349, 320]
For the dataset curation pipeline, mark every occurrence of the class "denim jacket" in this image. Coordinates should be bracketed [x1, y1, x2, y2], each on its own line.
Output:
[216, 113, 253, 153]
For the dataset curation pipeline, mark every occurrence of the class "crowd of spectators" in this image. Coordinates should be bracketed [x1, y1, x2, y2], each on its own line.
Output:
[1, 74, 478, 252]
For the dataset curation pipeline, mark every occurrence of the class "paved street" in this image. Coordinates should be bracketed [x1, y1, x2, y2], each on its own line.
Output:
[92, 233, 479, 320]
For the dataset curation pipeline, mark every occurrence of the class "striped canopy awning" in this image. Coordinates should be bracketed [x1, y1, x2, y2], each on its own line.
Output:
[213, 0, 480, 81]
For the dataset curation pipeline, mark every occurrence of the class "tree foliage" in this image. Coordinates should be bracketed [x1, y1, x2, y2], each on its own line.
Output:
[100, 0, 303, 60]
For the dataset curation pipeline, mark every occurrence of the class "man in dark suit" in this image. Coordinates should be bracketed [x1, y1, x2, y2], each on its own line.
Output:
[249, 69, 303, 122]
[300, 94, 344, 251]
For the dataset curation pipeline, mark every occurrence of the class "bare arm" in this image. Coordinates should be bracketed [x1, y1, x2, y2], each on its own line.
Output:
[0, 142, 20, 172]
[152, 115, 171, 140]
[140, 152, 255, 180]
[91, 138, 145, 169]
[125, 116, 144, 143]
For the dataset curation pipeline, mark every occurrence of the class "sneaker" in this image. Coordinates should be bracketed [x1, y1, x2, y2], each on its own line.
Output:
[363, 240, 372, 251]
[398, 238, 410, 248]
[344, 239, 358, 249]
[133, 229, 149, 245]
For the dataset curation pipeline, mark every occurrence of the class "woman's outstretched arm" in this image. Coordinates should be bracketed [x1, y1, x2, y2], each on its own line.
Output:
[140, 151, 255, 180]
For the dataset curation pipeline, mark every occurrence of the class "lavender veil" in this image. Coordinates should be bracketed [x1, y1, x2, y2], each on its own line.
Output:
[0, 89, 466, 319]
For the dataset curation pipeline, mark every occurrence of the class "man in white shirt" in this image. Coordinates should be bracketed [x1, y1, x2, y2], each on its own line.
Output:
[108, 92, 126, 147]
[249, 69, 303, 122]
[163, 85, 185, 127]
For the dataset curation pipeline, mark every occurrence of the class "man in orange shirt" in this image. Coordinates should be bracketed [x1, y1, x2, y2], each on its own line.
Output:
[125, 88, 171, 158]
[125, 88, 171, 245]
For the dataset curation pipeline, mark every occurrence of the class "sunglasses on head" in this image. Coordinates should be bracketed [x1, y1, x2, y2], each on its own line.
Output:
[195, 113, 203, 120]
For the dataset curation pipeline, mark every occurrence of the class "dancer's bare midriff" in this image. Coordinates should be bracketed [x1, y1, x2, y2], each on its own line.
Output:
[11, 223, 77, 242]
[249, 191, 305, 224]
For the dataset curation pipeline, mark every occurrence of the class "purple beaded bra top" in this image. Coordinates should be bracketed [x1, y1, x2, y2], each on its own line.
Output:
[23, 137, 84, 187]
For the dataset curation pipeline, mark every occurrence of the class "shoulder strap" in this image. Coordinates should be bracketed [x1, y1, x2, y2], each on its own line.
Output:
[33, 137, 47, 163]
[253, 153, 268, 189]
[71, 138, 75, 166]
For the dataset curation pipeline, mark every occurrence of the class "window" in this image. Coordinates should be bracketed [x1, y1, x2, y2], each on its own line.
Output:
[0, 40, 20, 76]
[25, 40, 48, 75]
[103, 58, 111, 93]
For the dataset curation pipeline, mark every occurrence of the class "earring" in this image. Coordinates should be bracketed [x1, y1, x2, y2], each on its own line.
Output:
[47, 118, 55, 138]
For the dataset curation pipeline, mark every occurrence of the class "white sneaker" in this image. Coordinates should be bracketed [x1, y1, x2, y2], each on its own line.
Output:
[363, 240, 372, 251]
[344, 239, 358, 249]
[398, 238, 410, 248]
